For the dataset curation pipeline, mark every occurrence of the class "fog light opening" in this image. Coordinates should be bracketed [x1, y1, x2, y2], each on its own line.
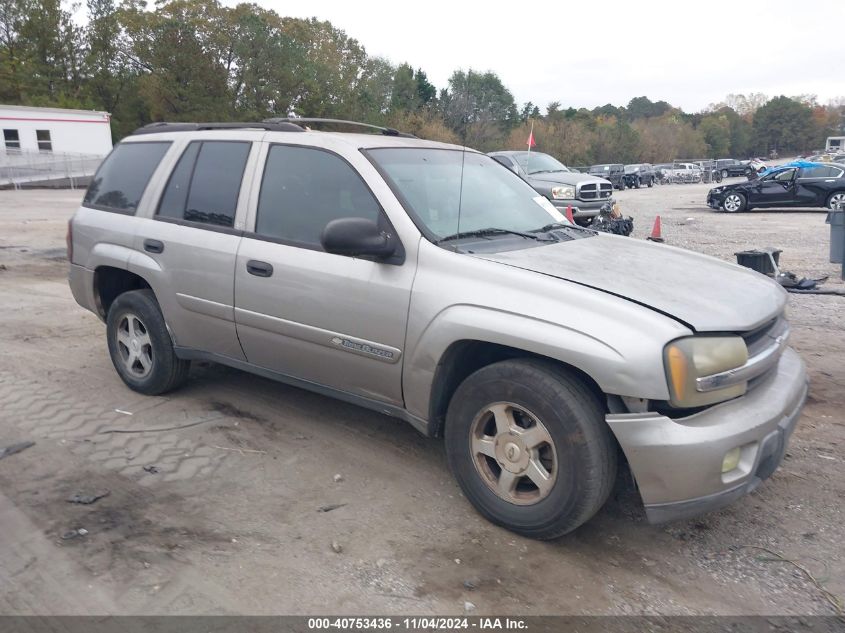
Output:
[722, 447, 742, 473]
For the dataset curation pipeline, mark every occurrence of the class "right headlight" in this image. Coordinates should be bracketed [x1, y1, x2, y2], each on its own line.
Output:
[664, 336, 748, 408]
[551, 185, 575, 199]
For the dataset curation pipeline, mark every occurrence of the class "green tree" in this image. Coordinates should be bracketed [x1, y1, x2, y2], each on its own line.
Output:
[0, 0, 28, 101]
[414, 68, 435, 106]
[390, 62, 419, 112]
[698, 113, 731, 157]
[441, 69, 517, 144]
[752, 96, 816, 154]
[626, 96, 671, 120]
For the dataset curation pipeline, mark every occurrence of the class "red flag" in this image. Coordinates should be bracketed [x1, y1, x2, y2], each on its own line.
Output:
[526, 130, 536, 147]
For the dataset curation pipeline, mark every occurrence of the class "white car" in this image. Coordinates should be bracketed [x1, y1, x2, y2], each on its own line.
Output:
[670, 162, 702, 183]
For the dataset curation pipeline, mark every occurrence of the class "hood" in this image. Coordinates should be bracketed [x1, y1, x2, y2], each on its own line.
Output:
[474, 235, 786, 332]
[714, 180, 751, 192]
[528, 172, 607, 187]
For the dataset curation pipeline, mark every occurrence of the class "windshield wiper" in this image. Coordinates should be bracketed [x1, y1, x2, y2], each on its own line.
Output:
[436, 227, 554, 244]
[528, 169, 565, 175]
[530, 222, 594, 237]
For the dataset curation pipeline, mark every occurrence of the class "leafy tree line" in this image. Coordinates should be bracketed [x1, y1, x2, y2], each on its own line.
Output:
[1, 0, 842, 161]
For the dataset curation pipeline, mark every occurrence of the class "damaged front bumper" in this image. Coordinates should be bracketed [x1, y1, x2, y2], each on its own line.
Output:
[606, 347, 808, 524]
[550, 198, 609, 224]
[706, 191, 725, 209]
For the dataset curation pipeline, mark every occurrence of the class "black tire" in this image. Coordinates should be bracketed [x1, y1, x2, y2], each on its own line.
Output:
[444, 359, 617, 540]
[721, 169, 729, 178]
[647, 177, 654, 188]
[722, 192, 747, 213]
[106, 289, 190, 395]
[826, 191, 845, 210]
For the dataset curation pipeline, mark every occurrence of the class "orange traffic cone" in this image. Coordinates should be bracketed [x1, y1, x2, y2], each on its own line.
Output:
[565, 205, 574, 223]
[647, 215, 664, 243]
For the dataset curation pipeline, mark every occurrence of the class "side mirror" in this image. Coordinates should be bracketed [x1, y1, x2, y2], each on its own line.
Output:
[321, 217, 397, 259]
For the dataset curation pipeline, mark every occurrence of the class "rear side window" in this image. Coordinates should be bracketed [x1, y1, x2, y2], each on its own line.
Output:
[802, 165, 839, 178]
[255, 145, 380, 247]
[84, 142, 171, 213]
[156, 141, 251, 228]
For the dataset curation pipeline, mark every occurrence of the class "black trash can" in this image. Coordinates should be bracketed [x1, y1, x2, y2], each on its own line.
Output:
[826, 209, 844, 264]
[735, 248, 781, 276]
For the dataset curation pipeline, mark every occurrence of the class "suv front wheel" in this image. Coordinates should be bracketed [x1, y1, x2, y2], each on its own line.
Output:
[444, 359, 617, 539]
[106, 289, 190, 395]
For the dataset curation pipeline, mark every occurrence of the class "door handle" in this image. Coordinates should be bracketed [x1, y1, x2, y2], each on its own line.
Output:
[143, 239, 164, 254]
[246, 260, 273, 277]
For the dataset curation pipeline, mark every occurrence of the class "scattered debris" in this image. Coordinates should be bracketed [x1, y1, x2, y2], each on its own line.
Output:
[590, 201, 634, 236]
[317, 503, 346, 513]
[331, 540, 343, 554]
[333, 473, 344, 483]
[0, 441, 35, 461]
[454, 558, 461, 565]
[734, 248, 844, 295]
[741, 545, 844, 616]
[212, 444, 267, 455]
[0, 264, 7, 271]
[61, 528, 88, 540]
[143, 465, 160, 474]
[463, 578, 479, 591]
[101, 414, 225, 434]
[114, 409, 133, 415]
[67, 491, 110, 505]
[463, 601, 476, 613]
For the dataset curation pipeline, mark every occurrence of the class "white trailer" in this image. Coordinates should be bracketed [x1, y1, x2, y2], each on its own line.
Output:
[826, 136, 845, 153]
[1, 104, 112, 156]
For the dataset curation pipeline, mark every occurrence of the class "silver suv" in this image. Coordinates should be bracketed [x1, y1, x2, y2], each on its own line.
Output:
[68, 119, 808, 539]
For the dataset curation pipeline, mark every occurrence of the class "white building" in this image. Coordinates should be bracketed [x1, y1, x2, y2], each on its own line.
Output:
[1, 104, 112, 157]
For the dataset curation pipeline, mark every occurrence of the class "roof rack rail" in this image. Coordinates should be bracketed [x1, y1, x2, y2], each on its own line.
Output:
[263, 117, 416, 138]
[131, 121, 305, 135]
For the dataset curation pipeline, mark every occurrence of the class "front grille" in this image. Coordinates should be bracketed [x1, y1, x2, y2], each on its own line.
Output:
[742, 315, 788, 391]
[577, 182, 613, 201]
[579, 183, 598, 200]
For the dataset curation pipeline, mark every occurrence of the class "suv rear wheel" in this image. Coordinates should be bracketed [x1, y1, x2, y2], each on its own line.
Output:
[106, 289, 190, 395]
[444, 359, 616, 539]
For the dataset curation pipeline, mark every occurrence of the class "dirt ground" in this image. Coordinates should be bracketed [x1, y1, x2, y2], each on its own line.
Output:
[0, 182, 843, 616]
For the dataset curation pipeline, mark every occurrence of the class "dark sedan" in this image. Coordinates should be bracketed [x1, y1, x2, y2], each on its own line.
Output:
[714, 159, 752, 178]
[707, 162, 845, 212]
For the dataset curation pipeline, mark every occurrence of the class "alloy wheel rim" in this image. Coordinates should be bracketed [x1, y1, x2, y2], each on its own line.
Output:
[469, 402, 557, 506]
[830, 193, 845, 209]
[724, 195, 741, 212]
[116, 312, 153, 378]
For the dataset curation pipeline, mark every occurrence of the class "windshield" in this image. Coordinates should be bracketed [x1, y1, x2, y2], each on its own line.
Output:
[624, 164, 640, 173]
[511, 152, 569, 175]
[368, 148, 566, 241]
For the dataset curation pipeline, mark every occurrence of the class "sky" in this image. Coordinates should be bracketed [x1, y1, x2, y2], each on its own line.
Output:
[227, 0, 844, 113]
